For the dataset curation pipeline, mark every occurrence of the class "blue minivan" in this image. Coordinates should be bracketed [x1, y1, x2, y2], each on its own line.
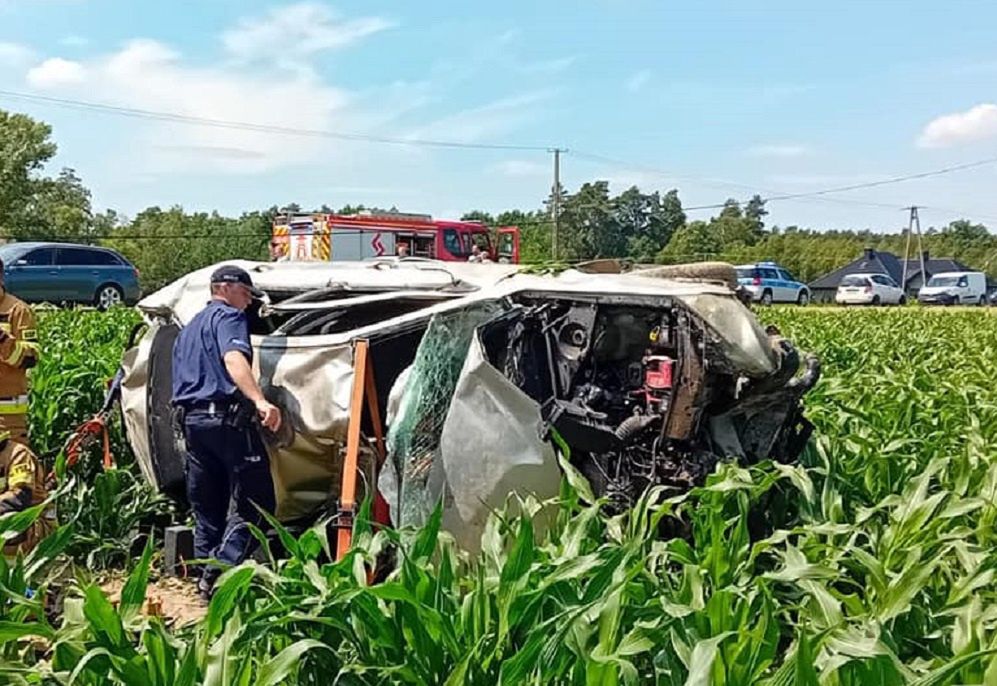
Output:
[0, 242, 141, 308]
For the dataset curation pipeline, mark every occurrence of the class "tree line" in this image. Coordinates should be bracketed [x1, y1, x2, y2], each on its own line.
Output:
[2, 108, 996, 293]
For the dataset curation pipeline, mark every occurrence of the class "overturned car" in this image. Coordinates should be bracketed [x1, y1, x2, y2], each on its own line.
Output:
[119, 259, 819, 550]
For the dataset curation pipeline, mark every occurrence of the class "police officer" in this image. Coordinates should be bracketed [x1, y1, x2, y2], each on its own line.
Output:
[171, 265, 281, 600]
[0, 258, 39, 439]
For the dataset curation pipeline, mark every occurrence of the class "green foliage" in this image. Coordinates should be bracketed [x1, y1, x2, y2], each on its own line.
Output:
[2, 307, 994, 685]
[30, 308, 174, 570]
[101, 206, 274, 293]
[29, 308, 140, 462]
[0, 109, 92, 242]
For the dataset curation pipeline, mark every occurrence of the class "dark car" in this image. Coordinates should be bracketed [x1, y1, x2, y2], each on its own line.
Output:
[0, 242, 141, 308]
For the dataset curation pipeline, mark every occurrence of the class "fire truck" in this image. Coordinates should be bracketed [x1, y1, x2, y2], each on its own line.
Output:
[271, 211, 520, 264]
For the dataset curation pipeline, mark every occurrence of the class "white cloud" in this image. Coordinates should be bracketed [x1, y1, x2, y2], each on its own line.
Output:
[492, 159, 549, 177]
[0, 42, 35, 67]
[12, 6, 551, 189]
[917, 103, 997, 148]
[625, 69, 651, 93]
[222, 2, 391, 65]
[24, 39, 351, 173]
[405, 92, 549, 145]
[26, 57, 86, 87]
[746, 144, 812, 158]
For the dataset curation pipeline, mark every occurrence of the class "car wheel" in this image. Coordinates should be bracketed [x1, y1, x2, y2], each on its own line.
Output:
[797, 290, 809, 306]
[979, 296, 986, 307]
[761, 290, 773, 306]
[898, 295, 907, 306]
[871, 295, 881, 306]
[95, 284, 124, 310]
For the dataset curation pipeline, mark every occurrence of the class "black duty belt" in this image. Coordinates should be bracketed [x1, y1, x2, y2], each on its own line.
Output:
[183, 399, 238, 415]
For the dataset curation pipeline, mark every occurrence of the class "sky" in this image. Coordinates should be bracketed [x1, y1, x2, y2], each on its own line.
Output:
[2, 0, 997, 231]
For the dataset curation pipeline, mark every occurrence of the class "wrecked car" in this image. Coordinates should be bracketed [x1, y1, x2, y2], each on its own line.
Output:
[118, 258, 819, 550]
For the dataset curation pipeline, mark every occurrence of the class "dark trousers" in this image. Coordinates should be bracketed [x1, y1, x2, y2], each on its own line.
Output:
[183, 411, 275, 585]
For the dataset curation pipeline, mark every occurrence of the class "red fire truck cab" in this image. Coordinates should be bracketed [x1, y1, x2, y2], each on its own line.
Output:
[271, 211, 520, 264]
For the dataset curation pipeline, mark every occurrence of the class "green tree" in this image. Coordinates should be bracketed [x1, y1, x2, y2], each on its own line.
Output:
[104, 207, 273, 292]
[0, 110, 93, 240]
[558, 181, 623, 260]
[616, 187, 685, 262]
[461, 210, 495, 224]
[18, 168, 94, 241]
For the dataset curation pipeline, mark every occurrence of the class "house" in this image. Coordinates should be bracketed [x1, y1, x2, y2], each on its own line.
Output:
[808, 248, 975, 303]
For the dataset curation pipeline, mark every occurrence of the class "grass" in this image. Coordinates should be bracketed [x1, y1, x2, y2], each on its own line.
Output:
[1, 306, 995, 684]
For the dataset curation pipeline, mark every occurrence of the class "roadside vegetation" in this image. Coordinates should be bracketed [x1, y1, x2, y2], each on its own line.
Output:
[0, 306, 995, 684]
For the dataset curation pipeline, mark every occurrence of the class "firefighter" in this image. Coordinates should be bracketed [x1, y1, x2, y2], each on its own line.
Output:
[269, 239, 289, 262]
[171, 265, 282, 601]
[0, 430, 50, 554]
[0, 258, 39, 440]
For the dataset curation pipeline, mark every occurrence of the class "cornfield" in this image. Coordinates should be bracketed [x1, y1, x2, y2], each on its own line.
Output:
[1, 307, 996, 684]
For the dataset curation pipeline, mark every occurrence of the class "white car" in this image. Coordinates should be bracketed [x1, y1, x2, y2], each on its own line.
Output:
[835, 273, 907, 306]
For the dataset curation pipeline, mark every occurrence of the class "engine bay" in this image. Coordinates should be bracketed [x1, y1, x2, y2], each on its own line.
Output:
[479, 294, 818, 511]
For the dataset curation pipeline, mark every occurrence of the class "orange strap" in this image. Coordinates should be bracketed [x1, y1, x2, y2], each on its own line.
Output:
[55, 414, 115, 481]
[336, 339, 389, 562]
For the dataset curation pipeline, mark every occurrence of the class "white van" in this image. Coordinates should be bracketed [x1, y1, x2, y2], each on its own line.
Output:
[918, 271, 988, 306]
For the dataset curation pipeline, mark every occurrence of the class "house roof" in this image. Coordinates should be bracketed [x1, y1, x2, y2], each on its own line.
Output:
[809, 249, 974, 289]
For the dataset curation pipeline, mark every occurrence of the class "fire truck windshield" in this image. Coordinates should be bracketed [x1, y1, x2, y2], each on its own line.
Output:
[443, 229, 464, 257]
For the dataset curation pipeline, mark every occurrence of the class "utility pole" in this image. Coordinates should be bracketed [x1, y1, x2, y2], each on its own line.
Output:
[900, 206, 926, 297]
[549, 148, 566, 260]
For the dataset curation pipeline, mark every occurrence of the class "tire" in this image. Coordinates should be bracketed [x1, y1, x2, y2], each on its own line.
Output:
[797, 290, 809, 306]
[979, 296, 986, 307]
[94, 283, 124, 310]
[760, 290, 773, 306]
[871, 295, 881, 306]
[898, 295, 907, 306]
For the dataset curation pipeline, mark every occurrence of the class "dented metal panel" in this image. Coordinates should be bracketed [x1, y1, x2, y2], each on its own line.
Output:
[438, 334, 561, 552]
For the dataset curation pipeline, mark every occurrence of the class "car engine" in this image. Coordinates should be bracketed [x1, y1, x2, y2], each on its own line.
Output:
[479, 295, 819, 511]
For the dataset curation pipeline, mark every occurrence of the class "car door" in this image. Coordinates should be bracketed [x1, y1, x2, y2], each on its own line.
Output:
[778, 269, 800, 301]
[955, 275, 970, 304]
[55, 246, 101, 302]
[882, 275, 903, 303]
[85, 248, 130, 298]
[4, 247, 57, 302]
[759, 268, 780, 301]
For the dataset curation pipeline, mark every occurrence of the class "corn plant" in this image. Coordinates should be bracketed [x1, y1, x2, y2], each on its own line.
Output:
[5, 306, 997, 685]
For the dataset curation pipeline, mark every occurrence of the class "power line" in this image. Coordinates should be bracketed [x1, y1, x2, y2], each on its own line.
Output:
[764, 158, 997, 202]
[0, 89, 553, 152]
[569, 150, 903, 211]
[570, 149, 997, 214]
[5, 88, 997, 225]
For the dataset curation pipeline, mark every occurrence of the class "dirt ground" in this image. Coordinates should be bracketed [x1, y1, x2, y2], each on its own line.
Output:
[101, 574, 207, 627]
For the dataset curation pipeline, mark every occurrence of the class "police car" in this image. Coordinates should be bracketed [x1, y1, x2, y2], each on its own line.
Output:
[736, 262, 810, 305]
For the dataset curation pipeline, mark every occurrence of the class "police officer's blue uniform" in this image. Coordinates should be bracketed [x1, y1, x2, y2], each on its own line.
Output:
[171, 279, 274, 592]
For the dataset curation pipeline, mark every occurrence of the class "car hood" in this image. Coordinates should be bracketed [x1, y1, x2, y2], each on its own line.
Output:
[919, 286, 957, 296]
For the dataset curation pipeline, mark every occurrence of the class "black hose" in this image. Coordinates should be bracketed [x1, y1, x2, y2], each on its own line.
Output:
[615, 413, 658, 443]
